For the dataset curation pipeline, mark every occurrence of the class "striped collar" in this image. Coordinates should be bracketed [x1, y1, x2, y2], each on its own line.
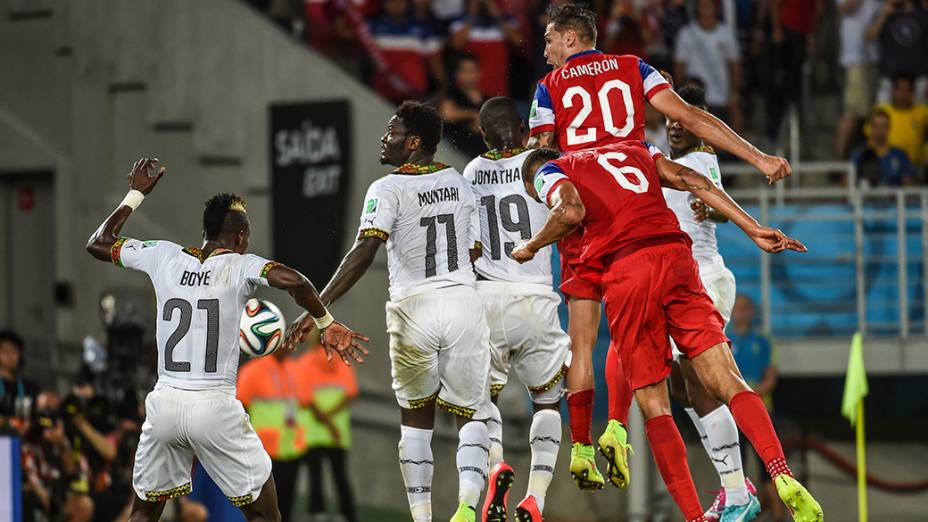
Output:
[482, 147, 527, 160]
[393, 162, 449, 175]
[671, 144, 716, 159]
[182, 247, 234, 263]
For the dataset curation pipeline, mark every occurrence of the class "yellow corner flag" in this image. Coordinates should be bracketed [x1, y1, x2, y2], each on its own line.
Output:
[842, 332, 869, 425]
[842, 332, 869, 522]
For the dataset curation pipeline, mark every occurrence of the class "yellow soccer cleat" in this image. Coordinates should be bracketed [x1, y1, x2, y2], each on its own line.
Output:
[451, 501, 476, 522]
[598, 419, 634, 489]
[570, 442, 605, 491]
[774, 475, 824, 522]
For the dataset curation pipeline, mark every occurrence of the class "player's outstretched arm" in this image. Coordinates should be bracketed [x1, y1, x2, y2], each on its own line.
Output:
[85, 158, 165, 262]
[656, 156, 806, 254]
[650, 88, 790, 183]
[269, 264, 370, 366]
[282, 237, 380, 362]
[511, 182, 585, 263]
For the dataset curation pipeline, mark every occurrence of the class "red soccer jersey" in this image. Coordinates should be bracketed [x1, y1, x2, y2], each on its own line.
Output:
[528, 51, 671, 153]
[534, 141, 688, 263]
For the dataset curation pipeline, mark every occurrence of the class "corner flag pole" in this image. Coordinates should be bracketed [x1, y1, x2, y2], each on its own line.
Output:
[856, 399, 867, 522]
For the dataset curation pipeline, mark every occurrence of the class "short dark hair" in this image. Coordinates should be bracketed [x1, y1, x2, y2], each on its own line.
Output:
[395, 100, 443, 155]
[892, 72, 916, 88]
[455, 52, 480, 69]
[677, 84, 708, 110]
[203, 193, 247, 240]
[546, 3, 598, 45]
[479, 97, 522, 148]
[0, 330, 24, 352]
[521, 148, 562, 185]
[870, 107, 891, 123]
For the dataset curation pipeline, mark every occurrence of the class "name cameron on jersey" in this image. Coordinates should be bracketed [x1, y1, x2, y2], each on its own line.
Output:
[472, 167, 521, 185]
[417, 186, 460, 207]
[560, 57, 620, 80]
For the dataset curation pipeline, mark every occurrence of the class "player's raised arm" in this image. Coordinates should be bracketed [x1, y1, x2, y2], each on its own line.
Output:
[85, 157, 165, 261]
[649, 88, 790, 183]
[655, 156, 806, 254]
[267, 264, 369, 366]
[511, 149, 585, 263]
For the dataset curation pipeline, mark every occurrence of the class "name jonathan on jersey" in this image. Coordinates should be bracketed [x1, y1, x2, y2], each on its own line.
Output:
[471, 167, 520, 186]
[417, 186, 460, 207]
[180, 270, 212, 287]
[560, 57, 620, 80]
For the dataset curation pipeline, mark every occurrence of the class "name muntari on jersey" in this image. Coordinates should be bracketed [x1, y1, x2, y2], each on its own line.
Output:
[417, 186, 460, 207]
[471, 167, 521, 185]
[559, 57, 620, 79]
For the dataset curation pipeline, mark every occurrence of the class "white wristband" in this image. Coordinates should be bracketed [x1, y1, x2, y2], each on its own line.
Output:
[120, 190, 145, 210]
[312, 309, 335, 330]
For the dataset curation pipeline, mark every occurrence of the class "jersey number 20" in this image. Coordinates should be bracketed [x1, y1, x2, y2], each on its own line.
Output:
[563, 79, 635, 146]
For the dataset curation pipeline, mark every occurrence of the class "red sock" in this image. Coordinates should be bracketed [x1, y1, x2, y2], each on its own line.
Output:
[567, 389, 594, 444]
[605, 344, 632, 426]
[729, 391, 793, 479]
[644, 415, 703, 520]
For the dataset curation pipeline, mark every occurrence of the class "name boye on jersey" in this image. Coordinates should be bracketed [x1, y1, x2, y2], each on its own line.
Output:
[529, 51, 670, 153]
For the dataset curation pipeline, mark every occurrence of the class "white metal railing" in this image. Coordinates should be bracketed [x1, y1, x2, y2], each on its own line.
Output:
[713, 176, 928, 339]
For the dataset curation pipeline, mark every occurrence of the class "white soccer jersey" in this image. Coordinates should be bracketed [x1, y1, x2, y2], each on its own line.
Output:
[462, 150, 553, 285]
[358, 165, 478, 301]
[112, 238, 276, 389]
[661, 148, 727, 273]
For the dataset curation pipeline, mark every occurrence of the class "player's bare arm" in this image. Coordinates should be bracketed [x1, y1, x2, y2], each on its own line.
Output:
[86, 157, 165, 261]
[650, 88, 791, 183]
[512, 182, 584, 263]
[526, 131, 556, 150]
[267, 264, 369, 365]
[656, 156, 806, 254]
[690, 198, 729, 224]
[284, 236, 381, 355]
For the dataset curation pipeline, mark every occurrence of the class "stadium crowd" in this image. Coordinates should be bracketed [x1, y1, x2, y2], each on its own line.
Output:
[246, 0, 928, 186]
[0, 327, 356, 522]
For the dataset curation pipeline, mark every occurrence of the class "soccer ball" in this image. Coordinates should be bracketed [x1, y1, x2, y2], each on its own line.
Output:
[239, 298, 286, 357]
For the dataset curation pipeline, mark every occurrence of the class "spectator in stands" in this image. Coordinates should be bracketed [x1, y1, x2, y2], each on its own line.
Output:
[602, 0, 656, 59]
[765, 0, 823, 145]
[304, 1, 361, 59]
[835, 0, 881, 159]
[449, 0, 523, 97]
[674, 0, 743, 130]
[368, 0, 444, 104]
[0, 330, 38, 431]
[853, 109, 916, 186]
[875, 73, 928, 166]
[439, 53, 488, 156]
[296, 341, 359, 522]
[866, 0, 928, 104]
[237, 348, 306, 521]
[21, 391, 75, 522]
[728, 294, 783, 521]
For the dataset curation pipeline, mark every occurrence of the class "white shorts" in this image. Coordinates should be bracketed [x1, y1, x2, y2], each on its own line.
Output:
[478, 281, 570, 403]
[132, 384, 271, 506]
[672, 267, 736, 360]
[385, 284, 491, 418]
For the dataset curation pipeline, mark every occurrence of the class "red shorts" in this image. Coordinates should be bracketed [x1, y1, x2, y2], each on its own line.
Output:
[558, 232, 602, 301]
[601, 238, 728, 391]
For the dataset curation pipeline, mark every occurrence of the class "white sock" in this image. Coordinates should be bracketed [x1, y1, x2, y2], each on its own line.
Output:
[527, 409, 561, 513]
[487, 402, 504, 469]
[457, 420, 490, 508]
[701, 405, 748, 506]
[399, 425, 434, 521]
[685, 407, 712, 456]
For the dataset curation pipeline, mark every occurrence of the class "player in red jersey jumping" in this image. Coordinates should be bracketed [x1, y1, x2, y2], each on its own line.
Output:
[512, 143, 823, 522]
[525, 3, 791, 491]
